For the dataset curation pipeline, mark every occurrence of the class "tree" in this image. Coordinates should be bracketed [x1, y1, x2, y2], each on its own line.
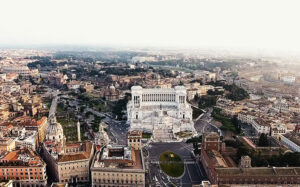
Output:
[207, 89, 224, 96]
[112, 93, 131, 120]
[236, 146, 250, 159]
[223, 84, 249, 101]
[194, 93, 199, 101]
[258, 133, 269, 147]
[198, 95, 217, 108]
[186, 136, 202, 144]
[232, 116, 241, 134]
[192, 106, 203, 119]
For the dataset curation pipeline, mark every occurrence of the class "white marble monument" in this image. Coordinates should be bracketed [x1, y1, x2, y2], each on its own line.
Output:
[127, 86, 195, 141]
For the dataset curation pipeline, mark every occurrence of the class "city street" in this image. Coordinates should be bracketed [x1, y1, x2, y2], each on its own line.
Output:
[103, 117, 128, 145]
[48, 90, 59, 119]
[83, 106, 128, 144]
[194, 108, 221, 136]
[145, 142, 207, 187]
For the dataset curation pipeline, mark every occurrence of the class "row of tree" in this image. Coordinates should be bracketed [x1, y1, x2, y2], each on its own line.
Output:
[237, 145, 300, 167]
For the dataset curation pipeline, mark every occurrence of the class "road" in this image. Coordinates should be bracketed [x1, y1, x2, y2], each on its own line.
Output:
[48, 90, 60, 120]
[194, 108, 223, 136]
[98, 115, 128, 145]
[86, 108, 106, 118]
[145, 142, 207, 187]
[82, 105, 128, 144]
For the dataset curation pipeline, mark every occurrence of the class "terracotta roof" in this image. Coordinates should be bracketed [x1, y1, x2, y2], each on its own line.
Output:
[0, 148, 44, 166]
[0, 122, 12, 126]
[58, 142, 92, 162]
[1, 151, 18, 161]
[58, 153, 88, 162]
[37, 117, 47, 126]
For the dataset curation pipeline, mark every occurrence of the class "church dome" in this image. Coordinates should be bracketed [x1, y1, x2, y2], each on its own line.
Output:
[109, 85, 115, 90]
[46, 122, 64, 143]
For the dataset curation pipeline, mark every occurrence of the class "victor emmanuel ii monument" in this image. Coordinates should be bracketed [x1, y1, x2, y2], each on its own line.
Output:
[127, 86, 196, 141]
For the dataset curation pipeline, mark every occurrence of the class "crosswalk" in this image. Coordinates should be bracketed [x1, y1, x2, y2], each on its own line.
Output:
[149, 160, 197, 164]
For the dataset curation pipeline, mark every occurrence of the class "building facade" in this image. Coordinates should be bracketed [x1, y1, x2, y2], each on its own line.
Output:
[1, 66, 38, 77]
[200, 132, 300, 185]
[127, 86, 195, 141]
[0, 148, 47, 186]
[91, 145, 145, 187]
[42, 118, 94, 184]
[127, 130, 142, 150]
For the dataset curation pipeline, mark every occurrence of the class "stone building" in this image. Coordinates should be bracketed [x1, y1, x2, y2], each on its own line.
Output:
[127, 130, 142, 150]
[200, 132, 300, 185]
[42, 118, 94, 184]
[127, 86, 195, 141]
[36, 117, 48, 143]
[82, 82, 94, 93]
[0, 137, 16, 152]
[47, 72, 67, 87]
[94, 123, 110, 149]
[0, 148, 47, 186]
[239, 155, 251, 168]
[14, 116, 49, 144]
[91, 144, 145, 187]
[103, 85, 120, 101]
[1, 66, 38, 77]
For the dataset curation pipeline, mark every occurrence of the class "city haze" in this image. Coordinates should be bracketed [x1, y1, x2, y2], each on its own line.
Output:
[1, 0, 300, 55]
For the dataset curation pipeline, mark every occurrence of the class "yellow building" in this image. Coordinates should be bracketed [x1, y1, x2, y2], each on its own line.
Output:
[37, 117, 48, 143]
[0, 137, 16, 152]
[289, 106, 300, 113]
[127, 130, 142, 150]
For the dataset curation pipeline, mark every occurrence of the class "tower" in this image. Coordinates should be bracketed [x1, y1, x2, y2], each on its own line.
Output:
[202, 132, 220, 152]
[77, 121, 81, 142]
[240, 155, 252, 168]
[127, 130, 142, 150]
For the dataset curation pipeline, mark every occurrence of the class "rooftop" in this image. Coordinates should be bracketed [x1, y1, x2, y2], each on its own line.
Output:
[216, 167, 300, 176]
[283, 132, 300, 146]
[0, 148, 45, 167]
[93, 145, 144, 171]
[57, 141, 93, 162]
[207, 150, 228, 168]
[101, 145, 133, 161]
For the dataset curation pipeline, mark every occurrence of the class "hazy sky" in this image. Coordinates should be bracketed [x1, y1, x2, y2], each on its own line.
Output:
[1, 0, 300, 52]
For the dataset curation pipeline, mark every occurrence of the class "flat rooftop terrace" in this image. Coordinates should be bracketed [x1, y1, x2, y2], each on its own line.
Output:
[93, 149, 144, 170]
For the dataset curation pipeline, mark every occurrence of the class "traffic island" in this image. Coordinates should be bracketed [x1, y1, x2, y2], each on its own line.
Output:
[159, 151, 184, 178]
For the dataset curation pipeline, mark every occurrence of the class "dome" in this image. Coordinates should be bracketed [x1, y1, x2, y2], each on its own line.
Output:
[46, 122, 64, 143]
[109, 85, 115, 90]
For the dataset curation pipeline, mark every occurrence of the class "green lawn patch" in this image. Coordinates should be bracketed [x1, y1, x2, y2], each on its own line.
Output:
[57, 117, 79, 142]
[159, 151, 184, 178]
[175, 131, 193, 138]
[212, 108, 241, 134]
[142, 132, 152, 139]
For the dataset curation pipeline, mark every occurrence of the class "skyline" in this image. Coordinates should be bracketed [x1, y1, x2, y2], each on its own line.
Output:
[1, 0, 300, 54]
